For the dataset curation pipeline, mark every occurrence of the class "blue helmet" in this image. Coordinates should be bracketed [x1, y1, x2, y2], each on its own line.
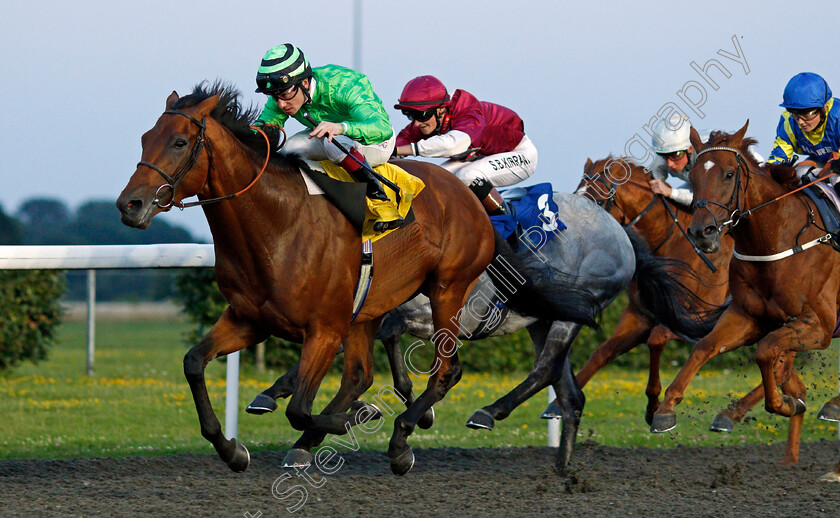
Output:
[780, 72, 832, 109]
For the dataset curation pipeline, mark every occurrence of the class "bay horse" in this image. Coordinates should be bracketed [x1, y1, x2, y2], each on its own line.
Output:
[650, 121, 840, 479]
[247, 192, 710, 474]
[116, 82, 599, 476]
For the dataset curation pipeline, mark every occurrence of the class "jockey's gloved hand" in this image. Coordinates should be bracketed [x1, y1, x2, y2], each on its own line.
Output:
[831, 157, 840, 175]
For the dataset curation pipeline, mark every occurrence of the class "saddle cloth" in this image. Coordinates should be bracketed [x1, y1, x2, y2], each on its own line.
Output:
[300, 160, 425, 243]
[491, 183, 566, 252]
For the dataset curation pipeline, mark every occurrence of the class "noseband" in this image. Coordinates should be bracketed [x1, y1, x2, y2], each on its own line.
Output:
[137, 110, 213, 209]
[692, 146, 751, 232]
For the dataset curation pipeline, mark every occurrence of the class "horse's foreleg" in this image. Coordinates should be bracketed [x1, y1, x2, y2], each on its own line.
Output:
[183, 308, 265, 472]
[467, 321, 580, 430]
[576, 308, 652, 388]
[644, 325, 676, 426]
[710, 384, 764, 433]
[555, 355, 585, 475]
[246, 362, 299, 415]
[388, 285, 470, 476]
[652, 308, 761, 433]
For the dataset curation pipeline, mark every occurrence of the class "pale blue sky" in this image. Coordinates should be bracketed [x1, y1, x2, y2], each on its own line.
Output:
[1, 0, 834, 241]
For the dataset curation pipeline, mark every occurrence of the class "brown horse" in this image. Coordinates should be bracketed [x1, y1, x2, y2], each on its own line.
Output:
[650, 121, 840, 477]
[116, 82, 598, 476]
[574, 157, 732, 425]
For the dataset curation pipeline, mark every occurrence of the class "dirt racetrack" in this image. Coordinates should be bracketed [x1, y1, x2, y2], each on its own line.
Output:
[2, 440, 839, 517]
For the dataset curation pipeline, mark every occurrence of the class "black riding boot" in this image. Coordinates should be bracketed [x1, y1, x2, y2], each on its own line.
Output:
[339, 148, 389, 201]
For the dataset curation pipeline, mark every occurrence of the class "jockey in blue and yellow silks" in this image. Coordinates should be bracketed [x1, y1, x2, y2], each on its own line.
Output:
[768, 72, 840, 168]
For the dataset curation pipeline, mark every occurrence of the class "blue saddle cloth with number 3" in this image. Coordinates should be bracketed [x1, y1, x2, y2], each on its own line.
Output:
[490, 183, 565, 252]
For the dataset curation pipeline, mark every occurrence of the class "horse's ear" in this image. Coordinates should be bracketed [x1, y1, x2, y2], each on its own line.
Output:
[193, 93, 222, 118]
[689, 126, 703, 152]
[731, 120, 749, 146]
[584, 158, 594, 175]
[166, 91, 179, 110]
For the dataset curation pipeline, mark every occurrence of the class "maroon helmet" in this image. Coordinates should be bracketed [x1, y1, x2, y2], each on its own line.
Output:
[394, 75, 450, 111]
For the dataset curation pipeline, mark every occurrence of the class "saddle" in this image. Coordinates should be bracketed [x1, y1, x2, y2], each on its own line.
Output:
[800, 178, 840, 252]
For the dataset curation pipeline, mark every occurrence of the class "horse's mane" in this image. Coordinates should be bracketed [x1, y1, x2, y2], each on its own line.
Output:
[172, 80, 291, 163]
[703, 130, 799, 190]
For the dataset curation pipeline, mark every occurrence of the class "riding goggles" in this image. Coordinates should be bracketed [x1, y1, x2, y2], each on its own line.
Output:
[656, 150, 687, 161]
[789, 107, 821, 121]
[402, 108, 437, 122]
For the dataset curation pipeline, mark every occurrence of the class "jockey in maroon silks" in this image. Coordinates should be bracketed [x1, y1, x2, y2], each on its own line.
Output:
[393, 75, 538, 215]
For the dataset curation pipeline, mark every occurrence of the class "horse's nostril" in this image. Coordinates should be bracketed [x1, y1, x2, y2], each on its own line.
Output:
[702, 225, 717, 237]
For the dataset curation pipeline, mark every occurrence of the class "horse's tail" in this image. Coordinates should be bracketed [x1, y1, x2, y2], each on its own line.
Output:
[624, 227, 728, 342]
[490, 229, 601, 329]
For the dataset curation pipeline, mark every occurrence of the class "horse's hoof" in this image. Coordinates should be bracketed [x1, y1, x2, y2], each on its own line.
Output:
[246, 394, 277, 415]
[226, 441, 250, 473]
[465, 408, 495, 430]
[389, 447, 415, 476]
[351, 400, 383, 423]
[782, 396, 806, 416]
[541, 400, 563, 419]
[817, 401, 840, 422]
[650, 413, 677, 433]
[709, 414, 734, 433]
[417, 406, 435, 430]
[819, 471, 840, 482]
[282, 448, 312, 468]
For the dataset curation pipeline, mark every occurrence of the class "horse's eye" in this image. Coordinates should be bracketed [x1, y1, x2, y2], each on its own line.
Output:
[596, 200, 604, 206]
[724, 169, 735, 179]
[174, 138, 188, 149]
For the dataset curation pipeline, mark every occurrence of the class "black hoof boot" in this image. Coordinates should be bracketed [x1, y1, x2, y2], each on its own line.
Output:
[225, 440, 250, 473]
[389, 447, 415, 476]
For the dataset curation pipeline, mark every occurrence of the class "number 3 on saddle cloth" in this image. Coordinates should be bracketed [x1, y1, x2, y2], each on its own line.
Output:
[490, 183, 566, 253]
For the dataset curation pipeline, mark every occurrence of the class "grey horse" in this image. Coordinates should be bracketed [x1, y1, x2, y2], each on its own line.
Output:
[247, 192, 710, 473]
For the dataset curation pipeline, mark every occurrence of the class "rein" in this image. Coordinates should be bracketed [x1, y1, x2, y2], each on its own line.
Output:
[696, 145, 837, 262]
[137, 110, 280, 210]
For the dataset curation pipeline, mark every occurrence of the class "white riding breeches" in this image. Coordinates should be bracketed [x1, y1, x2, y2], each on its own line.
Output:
[282, 131, 396, 168]
[442, 135, 538, 187]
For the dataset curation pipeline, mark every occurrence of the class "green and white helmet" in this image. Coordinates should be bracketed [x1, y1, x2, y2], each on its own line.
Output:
[255, 43, 312, 95]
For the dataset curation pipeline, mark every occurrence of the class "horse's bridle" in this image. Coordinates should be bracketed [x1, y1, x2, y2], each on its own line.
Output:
[691, 146, 752, 233]
[136, 109, 275, 210]
[137, 109, 213, 210]
[582, 166, 719, 271]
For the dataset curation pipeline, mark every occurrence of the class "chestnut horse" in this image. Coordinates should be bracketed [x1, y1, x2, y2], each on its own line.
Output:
[574, 157, 732, 425]
[116, 83, 599, 476]
[650, 122, 840, 479]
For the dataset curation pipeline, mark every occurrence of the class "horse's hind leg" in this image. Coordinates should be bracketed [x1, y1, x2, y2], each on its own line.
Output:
[554, 355, 585, 475]
[283, 319, 381, 467]
[379, 315, 435, 429]
[467, 320, 580, 430]
[184, 308, 265, 472]
[778, 358, 805, 465]
[388, 282, 474, 476]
